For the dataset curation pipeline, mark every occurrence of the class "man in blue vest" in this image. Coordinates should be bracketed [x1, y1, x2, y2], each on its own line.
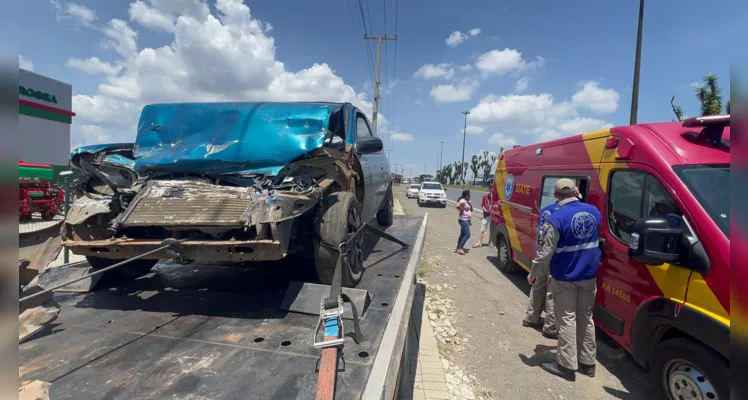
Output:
[532, 178, 601, 381]
[522, 199, 560, 339]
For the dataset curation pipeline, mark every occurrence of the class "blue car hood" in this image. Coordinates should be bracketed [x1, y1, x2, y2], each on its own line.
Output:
[133, 102, 340, 176]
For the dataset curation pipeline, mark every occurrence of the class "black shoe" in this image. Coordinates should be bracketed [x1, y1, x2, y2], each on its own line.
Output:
[540, 362, 576, 381]
[542, 331, 558, 340]
[578, 363, 596, 377]
[522, 320, 542, 328]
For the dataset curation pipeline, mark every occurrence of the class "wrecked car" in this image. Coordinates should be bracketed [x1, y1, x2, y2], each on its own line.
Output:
[61, 102, 394, 287]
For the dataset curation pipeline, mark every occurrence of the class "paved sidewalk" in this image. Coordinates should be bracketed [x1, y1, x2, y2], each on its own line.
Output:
[398, 284, 451, 400]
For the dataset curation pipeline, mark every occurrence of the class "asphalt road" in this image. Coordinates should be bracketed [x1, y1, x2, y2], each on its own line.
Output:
[394, 185, 652, 400]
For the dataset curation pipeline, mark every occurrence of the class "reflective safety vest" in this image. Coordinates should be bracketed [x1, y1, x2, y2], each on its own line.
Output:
[536, 201, 559, 254]
[546, 200, 602, 282]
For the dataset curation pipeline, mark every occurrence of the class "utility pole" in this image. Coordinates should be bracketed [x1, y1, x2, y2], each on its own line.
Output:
[461, 111, 470, 184]
[439, 141, 444, 171]
[629, 0, 644, 125]
[364, 34, 398, 134]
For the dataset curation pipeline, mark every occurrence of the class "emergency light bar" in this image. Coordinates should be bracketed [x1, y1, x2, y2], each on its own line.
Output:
[681, 114, 729, 147]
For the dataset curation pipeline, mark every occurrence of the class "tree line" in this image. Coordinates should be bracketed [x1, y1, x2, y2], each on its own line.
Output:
[435, 150, 499, 185]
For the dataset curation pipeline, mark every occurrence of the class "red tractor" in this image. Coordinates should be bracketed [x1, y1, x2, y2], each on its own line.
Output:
[19, 160, 64, 222]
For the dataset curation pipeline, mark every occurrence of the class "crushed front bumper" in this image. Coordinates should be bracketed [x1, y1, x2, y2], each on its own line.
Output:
[63, 238, 287, 262]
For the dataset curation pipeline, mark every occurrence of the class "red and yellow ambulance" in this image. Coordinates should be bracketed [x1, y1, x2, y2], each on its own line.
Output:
[490, 115, 730, 399]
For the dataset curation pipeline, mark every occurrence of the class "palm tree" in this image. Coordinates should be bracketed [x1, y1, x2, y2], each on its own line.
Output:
[671, 73, 730, 121]
[480, 150, 497, 185]
[470, 155, 482, 185]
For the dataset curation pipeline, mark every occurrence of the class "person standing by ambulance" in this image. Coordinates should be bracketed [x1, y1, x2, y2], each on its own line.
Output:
[473, 183, 493, 248]
[530, 178, 602, 381]
[522, 198, 559, 339]
[455, 190, 473, 255]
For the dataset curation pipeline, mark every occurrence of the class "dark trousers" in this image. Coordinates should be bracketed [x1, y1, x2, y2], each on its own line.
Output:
[457, 219, 471, 250]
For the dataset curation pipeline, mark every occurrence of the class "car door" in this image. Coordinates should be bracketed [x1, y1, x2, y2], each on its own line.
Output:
[597, 166, 690, 346]
[354, 112, 382, 221]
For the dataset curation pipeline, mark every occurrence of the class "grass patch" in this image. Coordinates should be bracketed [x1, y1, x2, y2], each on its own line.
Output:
[477, 388, 494, 399]
[419, 259, 435, 278]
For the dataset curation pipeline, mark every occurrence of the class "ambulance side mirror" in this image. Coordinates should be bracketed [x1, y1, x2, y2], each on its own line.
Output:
[627, 217, 710, 274]
[627, 217, 681, 265]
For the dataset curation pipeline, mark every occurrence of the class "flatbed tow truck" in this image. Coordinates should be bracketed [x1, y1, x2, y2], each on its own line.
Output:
[19, 214, 428, 400]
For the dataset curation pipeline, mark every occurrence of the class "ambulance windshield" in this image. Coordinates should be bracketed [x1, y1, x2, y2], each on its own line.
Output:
[674, 164, 729, 239]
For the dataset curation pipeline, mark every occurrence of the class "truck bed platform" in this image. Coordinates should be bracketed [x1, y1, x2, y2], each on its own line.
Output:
[20, 215, 427, 400]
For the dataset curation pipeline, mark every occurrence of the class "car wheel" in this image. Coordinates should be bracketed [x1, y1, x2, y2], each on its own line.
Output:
[377, 185, 394, 226]
[417, 199, 423, 207]
[86, 256, 158, 284]
[314, 192, 364, 287]
[650, 338, 728, 400]
[496, 234, 519, 273]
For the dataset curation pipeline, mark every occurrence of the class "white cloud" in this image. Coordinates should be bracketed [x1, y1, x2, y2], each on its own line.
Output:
[67, 57, 122, 75]
[430, 79, 479, 103]
[414, 99, 425, 107]
[100, 19, 139, 58]
[468, 88, 618, 147]
[470, 93, 577, 125]
[557, 117, 613, 134]
[445, 28, 480, 47]
[571, 81, 620, 113]
[67, 0, 382, 147]
[515, 77, 530, 93]
[459, 64, 472, 72]
[475, 49, 544, 76]
[488, 133, 518, 148]
[51, 0, 97, 28]
[414, 63, 455, 80]
[129, 0, 176, 32]
[462, 125, 485, 135]
[19, 55, 33, 70]
[391, 132, 414, 141]
[445, 31, 468, 47]
[690, 81, 702, 88]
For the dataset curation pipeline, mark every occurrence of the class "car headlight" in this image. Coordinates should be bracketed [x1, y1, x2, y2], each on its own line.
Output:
[441, 192, 447, 198]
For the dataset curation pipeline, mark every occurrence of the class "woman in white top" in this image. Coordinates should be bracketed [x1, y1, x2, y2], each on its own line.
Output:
[455, 189, 473, 255]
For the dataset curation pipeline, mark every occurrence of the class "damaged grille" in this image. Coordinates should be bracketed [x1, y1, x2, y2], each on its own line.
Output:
[121, 180, 255, 227]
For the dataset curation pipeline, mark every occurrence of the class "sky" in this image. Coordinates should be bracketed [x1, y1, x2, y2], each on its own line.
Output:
[5, 0, 735, 177]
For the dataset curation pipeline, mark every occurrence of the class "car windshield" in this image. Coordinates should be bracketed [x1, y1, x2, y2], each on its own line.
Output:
[409, 184, 420, 189]
[674, 164, 729, 239]
[422, 183, 443, 190]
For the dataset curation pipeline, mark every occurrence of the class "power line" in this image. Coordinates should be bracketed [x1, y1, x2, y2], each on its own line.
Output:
[346, 0, 375, 84]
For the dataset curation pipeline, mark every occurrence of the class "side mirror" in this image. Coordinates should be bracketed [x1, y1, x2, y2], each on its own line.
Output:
[627, 216, 710, 273]
[355, 136, 383, 155]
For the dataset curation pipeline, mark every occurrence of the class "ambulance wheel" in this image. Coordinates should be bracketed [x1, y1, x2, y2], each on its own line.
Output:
[86, 256, 158, 280]
[651, 338, 728, 400]
[376, 185, 394, 226]
[497, 234, 519, 273]
[314, 192, 364, 287]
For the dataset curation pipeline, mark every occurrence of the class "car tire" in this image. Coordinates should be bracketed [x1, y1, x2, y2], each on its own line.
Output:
[377, 185, 394, 226]
[417, 200, 423, 207]
[650, 338, 728, 400]
[496, 233, 519, 273]
[86, 256, 158, 280]
[314, 192, 364, 287]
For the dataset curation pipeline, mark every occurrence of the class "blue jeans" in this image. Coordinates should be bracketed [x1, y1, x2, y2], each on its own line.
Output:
[457, 219, 471, 250]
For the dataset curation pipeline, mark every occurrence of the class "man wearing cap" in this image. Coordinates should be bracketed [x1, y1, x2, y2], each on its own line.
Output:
[522, 198, 559, 339]
[530, 178, 602, 381]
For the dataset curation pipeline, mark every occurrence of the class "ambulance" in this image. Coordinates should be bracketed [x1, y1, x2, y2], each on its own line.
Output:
[490, 115, 730, 399]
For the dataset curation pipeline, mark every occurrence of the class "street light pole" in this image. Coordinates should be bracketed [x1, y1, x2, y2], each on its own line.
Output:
[629, 0, 644, 125]
[439, 141, 444, 171]
[461, 111, 470, 184]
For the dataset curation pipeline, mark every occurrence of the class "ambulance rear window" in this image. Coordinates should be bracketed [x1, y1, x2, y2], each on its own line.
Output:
[674, 164, 730, 239]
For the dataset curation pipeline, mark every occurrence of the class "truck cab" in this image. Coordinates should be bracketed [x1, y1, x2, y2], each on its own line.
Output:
[491, 115, 730, 399]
